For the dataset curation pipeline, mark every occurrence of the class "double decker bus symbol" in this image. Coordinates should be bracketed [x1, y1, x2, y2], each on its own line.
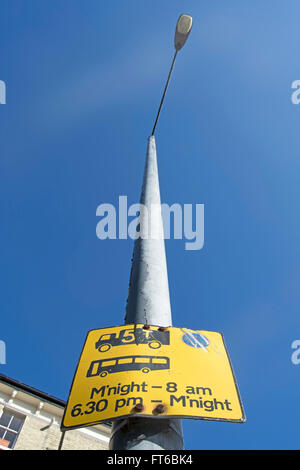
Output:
[95, 327, 170, 353]
[86, 355, 170, 378]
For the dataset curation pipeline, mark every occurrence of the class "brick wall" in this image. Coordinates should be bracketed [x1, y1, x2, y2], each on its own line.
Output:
[13, 415, 107, 450]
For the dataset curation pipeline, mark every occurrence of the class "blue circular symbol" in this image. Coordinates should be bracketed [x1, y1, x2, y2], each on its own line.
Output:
[182, 332, 210, 349]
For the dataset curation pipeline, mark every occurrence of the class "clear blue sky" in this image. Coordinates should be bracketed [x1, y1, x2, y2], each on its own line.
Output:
[1, 0, 300, 450]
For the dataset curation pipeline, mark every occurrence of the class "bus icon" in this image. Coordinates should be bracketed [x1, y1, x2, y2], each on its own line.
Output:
[95, 327, 170, 353]
[86, 355, 170, 378]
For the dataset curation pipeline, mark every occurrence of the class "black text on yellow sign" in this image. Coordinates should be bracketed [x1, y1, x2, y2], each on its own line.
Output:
[61, 325, 245, 430]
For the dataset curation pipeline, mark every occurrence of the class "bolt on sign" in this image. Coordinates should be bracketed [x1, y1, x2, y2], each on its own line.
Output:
[61, 325, 245, 430]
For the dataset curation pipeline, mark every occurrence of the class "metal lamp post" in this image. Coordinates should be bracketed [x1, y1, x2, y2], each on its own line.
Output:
[109, 14, 193, 451]
[152, 14, 193, 135]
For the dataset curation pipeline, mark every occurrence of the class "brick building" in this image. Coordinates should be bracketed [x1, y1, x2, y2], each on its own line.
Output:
[0, 374, 110, 450]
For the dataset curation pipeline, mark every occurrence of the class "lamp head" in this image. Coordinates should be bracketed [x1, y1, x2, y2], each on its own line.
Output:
[174, 14, 193, 51]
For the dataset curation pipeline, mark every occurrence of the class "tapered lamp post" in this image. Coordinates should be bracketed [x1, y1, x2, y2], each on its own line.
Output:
[109, 14, 193, 450]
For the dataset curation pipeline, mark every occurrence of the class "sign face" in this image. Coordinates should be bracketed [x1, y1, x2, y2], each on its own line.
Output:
[61, 325, 245, 430]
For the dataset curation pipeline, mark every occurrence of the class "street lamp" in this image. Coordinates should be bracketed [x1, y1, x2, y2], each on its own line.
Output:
[109, 14, 193, 451]
[174, 14, 193, 50]
[151, 14, 193, 135]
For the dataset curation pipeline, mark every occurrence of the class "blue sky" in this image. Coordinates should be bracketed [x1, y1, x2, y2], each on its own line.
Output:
[1, 0, 300, 450]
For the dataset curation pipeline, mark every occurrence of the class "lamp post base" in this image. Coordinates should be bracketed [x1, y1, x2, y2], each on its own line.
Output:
[109, 418, 184, 450]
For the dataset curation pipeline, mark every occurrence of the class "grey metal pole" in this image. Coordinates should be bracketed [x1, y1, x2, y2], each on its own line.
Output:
[109, 136, 184, 450]
[151, 50, 178, 136]
[109, 14, 193, 450]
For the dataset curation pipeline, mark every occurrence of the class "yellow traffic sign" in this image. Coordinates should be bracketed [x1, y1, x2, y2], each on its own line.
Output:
[61, 324, 245, 430]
